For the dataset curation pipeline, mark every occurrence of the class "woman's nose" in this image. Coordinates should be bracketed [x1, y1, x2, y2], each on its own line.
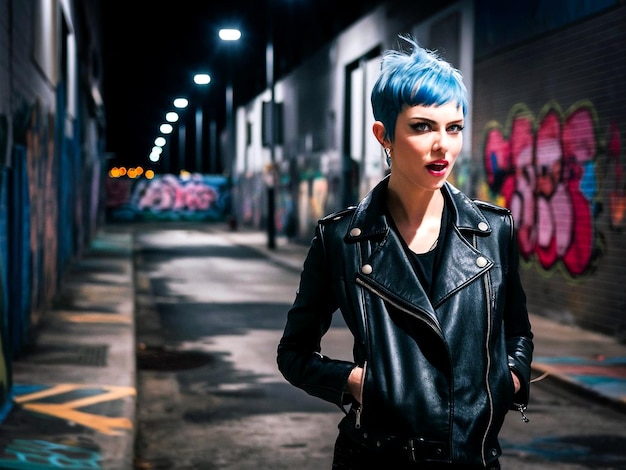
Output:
[434, 131, 448, 153]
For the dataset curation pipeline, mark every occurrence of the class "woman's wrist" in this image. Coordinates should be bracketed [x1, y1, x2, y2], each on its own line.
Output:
[347, 366, 363, 399]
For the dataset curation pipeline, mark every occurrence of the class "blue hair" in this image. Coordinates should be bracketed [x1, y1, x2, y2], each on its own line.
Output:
[371, 35, 468, 142]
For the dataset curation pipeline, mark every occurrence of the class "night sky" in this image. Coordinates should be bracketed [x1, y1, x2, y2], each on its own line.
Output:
[101, 0, 384, 170]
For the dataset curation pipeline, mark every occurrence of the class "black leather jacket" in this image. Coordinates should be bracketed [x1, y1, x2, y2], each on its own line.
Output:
[277, 178, 533, 466]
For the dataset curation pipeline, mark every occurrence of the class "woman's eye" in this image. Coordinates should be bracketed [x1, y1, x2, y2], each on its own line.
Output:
[448, 124, 464, 133]
[411, 122, 431, 132]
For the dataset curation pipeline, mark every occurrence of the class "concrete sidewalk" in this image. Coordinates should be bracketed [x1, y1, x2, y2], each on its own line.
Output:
[0, 227, 136, 470]
[0, 223, 625, 470]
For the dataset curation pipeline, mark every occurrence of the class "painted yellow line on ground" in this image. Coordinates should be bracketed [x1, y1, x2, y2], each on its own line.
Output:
[23, 403, 133, 435]
[13, 384, 136, 436]
[57, 312, 132, 324]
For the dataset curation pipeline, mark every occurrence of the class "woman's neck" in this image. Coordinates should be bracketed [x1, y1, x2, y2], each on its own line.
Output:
[387, 185, 445, 254]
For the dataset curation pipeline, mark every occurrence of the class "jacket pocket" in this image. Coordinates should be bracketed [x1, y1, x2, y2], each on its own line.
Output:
[354, 361, 367, 428]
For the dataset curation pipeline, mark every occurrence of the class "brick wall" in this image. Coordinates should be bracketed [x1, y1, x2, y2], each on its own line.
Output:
[472, 4, 626, 337]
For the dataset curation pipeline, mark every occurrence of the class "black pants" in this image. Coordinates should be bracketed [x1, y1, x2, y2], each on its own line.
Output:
[331, 431, 501, 470]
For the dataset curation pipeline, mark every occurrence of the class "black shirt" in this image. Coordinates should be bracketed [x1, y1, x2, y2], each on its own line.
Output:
[388, 200, 449, 298]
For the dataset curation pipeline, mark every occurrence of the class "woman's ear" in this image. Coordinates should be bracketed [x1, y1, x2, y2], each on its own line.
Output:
[372, 121, 388, 147]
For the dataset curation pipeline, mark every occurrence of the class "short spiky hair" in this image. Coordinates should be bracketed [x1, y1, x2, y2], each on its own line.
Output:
[371, 35, 468, 142]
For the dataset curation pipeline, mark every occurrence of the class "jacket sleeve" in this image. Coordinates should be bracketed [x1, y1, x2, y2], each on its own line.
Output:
[276, 223, 356, 409]
[503, 213, 534, 408]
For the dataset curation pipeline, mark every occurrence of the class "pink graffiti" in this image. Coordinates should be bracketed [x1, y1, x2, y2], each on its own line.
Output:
[135, 174, 219, 212]
[483, 103, 600, 276]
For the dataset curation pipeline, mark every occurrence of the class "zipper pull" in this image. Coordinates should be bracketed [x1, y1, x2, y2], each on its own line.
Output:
[516, 403, 529, 423]
[355, 405, 362, 429]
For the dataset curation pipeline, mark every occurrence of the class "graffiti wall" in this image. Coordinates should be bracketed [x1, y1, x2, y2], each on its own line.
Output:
[0, 98, 60, 418]
[473, 5, 626, 335]
[0, 0, 108, 424]
[106, 173, 230, 223]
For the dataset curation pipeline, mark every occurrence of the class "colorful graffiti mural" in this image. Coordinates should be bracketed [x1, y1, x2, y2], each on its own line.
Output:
[483, 100, 622, 277]
[1, 96, 63, 414]
[106, 173, 230, 222]
[1, 439, 102, 469]
[24, 101, 59, 320]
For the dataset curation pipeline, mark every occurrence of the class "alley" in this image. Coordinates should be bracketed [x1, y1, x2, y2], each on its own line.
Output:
[132, 225, 350, 469]
[131, 224, 626, 470]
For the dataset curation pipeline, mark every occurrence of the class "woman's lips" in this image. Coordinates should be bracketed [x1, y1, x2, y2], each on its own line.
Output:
[426, 161, 448, 173]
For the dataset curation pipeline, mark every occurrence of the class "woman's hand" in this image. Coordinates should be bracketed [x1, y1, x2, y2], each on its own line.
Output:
[346, 366, 364, 401]
[511, 371, 521, 393]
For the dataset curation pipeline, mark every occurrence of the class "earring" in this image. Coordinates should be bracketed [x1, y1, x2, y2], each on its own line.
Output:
[384, 148, 391, 167]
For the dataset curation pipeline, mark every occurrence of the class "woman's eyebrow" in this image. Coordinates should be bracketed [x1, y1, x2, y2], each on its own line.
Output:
[407, 117, 464, 125]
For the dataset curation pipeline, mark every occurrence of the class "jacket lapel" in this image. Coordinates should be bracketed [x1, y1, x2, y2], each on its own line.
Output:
[346, 178, 494, 315]
[366, 228, 436, 317]
[430, 227, 492, 307]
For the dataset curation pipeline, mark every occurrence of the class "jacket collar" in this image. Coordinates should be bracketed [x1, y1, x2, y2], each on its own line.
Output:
[346, 176, 494, 316]
[345, 176, 492, 241]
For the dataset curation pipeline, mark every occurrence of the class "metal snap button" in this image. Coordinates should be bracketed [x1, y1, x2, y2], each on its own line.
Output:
[476, 256, 488, 268]
[350, 227, 362, 237]
[478, 221, 489, 231]
[361, 264, 373, 274]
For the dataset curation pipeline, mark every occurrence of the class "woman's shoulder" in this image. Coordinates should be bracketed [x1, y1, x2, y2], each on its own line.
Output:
[445, 182, 511, 219]
[471, 198, 511, 215]
[318, 206, 357, 225]
[470, 198, 516, 238]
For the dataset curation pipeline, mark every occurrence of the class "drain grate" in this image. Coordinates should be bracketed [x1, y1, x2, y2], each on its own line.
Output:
[24, 344, 109, 367]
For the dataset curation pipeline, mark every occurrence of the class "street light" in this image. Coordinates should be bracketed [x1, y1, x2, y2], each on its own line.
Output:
[219, 29, 241, 41]
[218, 28, 241, 230]
[193, 73, 211, 85]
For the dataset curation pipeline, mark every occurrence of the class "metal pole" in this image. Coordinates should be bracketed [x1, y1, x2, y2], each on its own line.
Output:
[266, 1, 276, 249]
[218, 29, 241, 227]
[178, 123, 186, 174]
[226, 68, 237, 230]
[195, 105, 202, 172]
[210, 118, 217, 173]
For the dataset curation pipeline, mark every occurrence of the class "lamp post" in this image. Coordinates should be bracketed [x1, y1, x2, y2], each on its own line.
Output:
[193, 73, 211, 173]
[265, 3, 277, 249]
[218, 28, 241, 230]
[164, 111, 179, 172]
[173, 97, 189, 173]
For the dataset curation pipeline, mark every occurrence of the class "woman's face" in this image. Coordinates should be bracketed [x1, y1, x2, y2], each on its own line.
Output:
[390, 102, 464, 192]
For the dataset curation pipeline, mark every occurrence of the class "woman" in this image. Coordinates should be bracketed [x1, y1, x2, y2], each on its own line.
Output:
[277, 36, 533, 469]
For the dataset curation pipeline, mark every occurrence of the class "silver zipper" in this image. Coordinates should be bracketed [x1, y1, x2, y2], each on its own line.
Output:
[515, 403, 530, 422]
[354, 277, 443, 338]
[481, 270, 494, 465]
[353, 278, 444, 431]
[354, 361, 367, 428]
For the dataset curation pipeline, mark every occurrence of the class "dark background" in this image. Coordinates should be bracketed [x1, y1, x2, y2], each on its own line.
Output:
[101, 0, 384, 169]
